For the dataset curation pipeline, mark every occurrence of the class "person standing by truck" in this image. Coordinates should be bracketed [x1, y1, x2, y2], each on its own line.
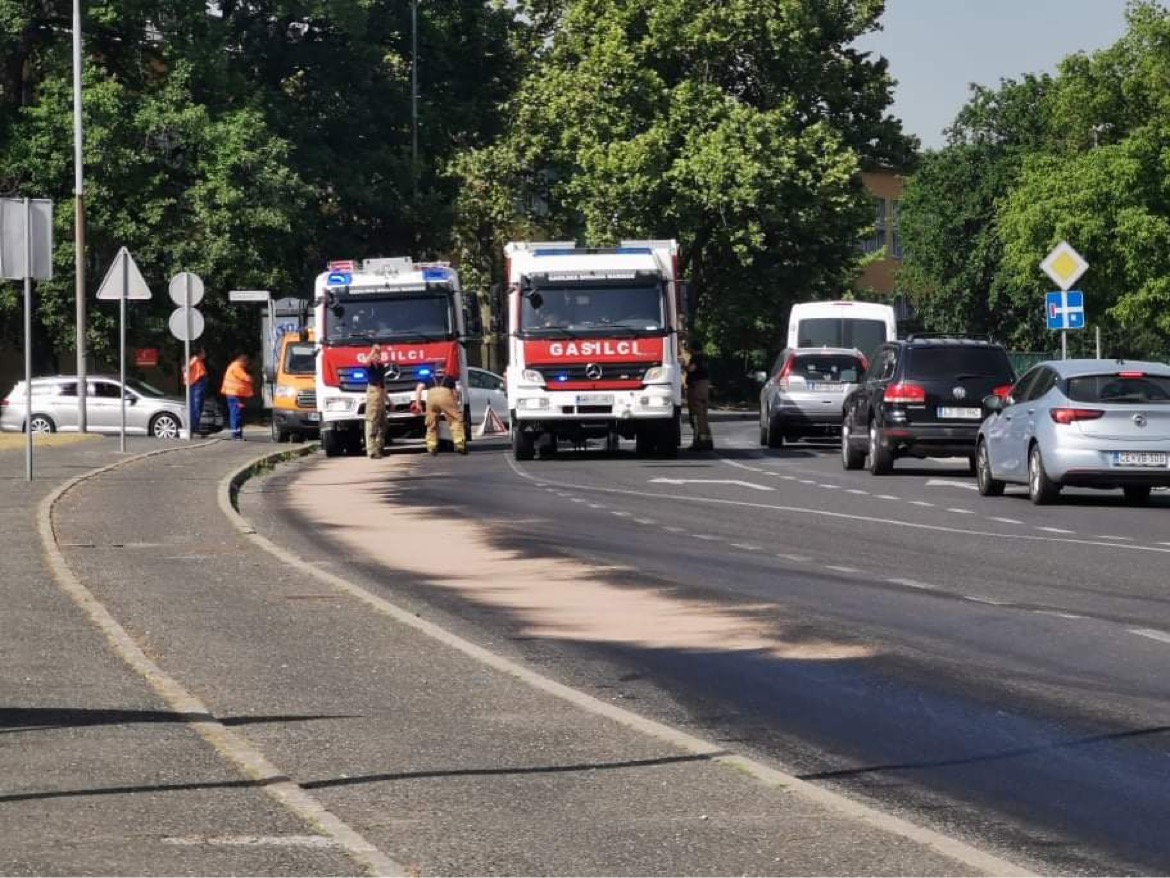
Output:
[221, 353, 255, 440]
[183, 347, 208, 436]
[411, 370, 467, 455]
[685, 341, 714, 451]
[365, 343, 389, 458]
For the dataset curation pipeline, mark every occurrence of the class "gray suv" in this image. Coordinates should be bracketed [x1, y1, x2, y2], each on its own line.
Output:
[1, 375, 223, 438]
[757, 347, 867, 447]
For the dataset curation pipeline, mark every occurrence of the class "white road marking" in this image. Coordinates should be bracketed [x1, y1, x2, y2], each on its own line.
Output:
[824, 565, 861, 574]
[1032, 610, 1086, 620]
[946, 508, 975, 515]
[1159, 542, 1170, 548]
[163, 836, 340, 849]
[877, 494, 900, 501]
[909, 501, 935, 507]
[570, 498, 587, 504]
[612, 511, 632, 518]
[634, 518, 657, 526]
[1130, 628, 1170, 644]
[1037, 526, 1075, 534]
[506, 459, 1170, 556]
[1095, 535, 1132, 541]
[886, 578, 937, 591]
[965, 595, 1008, 605]
[663, 526, 685, 533]
[846, 489, 869, 495]
[799, 479, 817, 484]
[926, 479, 978, 491]
[692, 534, 720, 541]
[730, 543, 762, 551]
[587, 503, 605, 510]
[648, 477, 774, 492]
[819, 484, 841, 490]
[990, 517, 1022, 525]
[776, 553, 811, 563]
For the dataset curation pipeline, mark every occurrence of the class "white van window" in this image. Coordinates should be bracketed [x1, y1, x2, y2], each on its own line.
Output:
[796, 318, 887, 355]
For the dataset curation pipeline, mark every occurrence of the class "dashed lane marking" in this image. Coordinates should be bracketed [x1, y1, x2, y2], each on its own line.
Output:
[663, 526, 685, 533]
[886, 578, 938, 591]
[819, 484, 841, 490]
[1130, 628, 1170, 644]
[965, 596, 1009, 606]
[1033, 610, 1086, 620]
[587, 503, 605, 510]
[877, 494, 900, 501]
[990, 517, 1022, 525]
[1096, 535, 1132, 541]
[909, 501, 935, 507]
[730, 543, 762, 552]
[846, 489, 869, 495]
[612, 511, 632, 518]
[571, 498, 587, 504]
[692, 534, 720, 541]
[634, 518, 657, 526]
[776, 553, 811, 563]
[824, 565, 862, 574]
[947, 508, 975, 515]
[1037, 526, 1076, 534]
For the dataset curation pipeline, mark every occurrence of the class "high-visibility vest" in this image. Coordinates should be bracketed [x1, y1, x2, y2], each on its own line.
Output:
[221, 361, 254, 398]
[184, 356, 207, 386]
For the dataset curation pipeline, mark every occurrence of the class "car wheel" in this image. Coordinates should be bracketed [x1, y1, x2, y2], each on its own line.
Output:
[150, 413, 181, 440]
[759, 413, 768, 447]
[512, 426, 535, 461]
[766, 415, 784, 449]
[270, 419, 289, 443]
[867, 421, 893, 475]
[975, 440, 1005, 497]
[841, 420, 865, 470]
[1123, 485, 1152, 506]
[1027, 444, 1060, 505]
[322, 430, 343, 458]
[27, 414, 55, 434]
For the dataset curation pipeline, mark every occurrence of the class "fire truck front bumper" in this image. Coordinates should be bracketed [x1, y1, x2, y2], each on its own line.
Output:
[512, 387, 677, 422]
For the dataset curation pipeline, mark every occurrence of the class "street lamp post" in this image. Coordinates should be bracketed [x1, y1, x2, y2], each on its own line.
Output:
[73, 0, 87, 431]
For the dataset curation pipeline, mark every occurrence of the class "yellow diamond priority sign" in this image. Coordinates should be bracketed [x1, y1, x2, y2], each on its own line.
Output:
[1040, 241, 1088, 291]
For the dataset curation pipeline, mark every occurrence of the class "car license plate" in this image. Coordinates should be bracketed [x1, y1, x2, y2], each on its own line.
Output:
[1112, 451, 1168, 467]
[806, 382, 840, 392]
[938, 407, 983, 419]
[307, 412, 320, 422]
[576, 394, 614, 405]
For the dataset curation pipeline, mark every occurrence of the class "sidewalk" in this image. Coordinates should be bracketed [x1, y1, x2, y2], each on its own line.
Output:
[3, 435, 1020, 876]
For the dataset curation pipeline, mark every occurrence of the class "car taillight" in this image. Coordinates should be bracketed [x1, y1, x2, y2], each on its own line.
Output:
[1049, 407, 1104, 424]
[773, 354, 795, 389]
[884, 382, 926, 404]
[991, 384, 1013, 399]
[1117, 371, 1145, 378]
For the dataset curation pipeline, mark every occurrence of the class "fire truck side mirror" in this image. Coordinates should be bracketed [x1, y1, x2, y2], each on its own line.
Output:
[462, 293, 485, 339]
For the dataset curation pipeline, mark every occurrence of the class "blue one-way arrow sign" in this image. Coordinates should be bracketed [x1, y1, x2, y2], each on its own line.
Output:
[1046, 290, 1085, 331]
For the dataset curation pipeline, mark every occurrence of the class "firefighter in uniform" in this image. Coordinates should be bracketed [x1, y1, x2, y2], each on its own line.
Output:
[684, 341, 714, 451]
[411, 369, 467, 455]
[364, 344, 389, 459]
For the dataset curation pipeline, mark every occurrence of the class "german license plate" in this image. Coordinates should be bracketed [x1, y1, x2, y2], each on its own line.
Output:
[938, 407, 983, 419]
[1112, 451, 1168, 467]
[576, 394, 613, 405]
[806, 382, 840, 392]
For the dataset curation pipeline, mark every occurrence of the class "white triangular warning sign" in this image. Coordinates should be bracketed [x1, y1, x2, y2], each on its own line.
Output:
[474, 405, 509, 438]
[96, 247, 152, 301]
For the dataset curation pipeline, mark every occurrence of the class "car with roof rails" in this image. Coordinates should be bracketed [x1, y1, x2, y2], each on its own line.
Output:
[841, 333, 1015, 475]
[976, 358, 1170, 505]
[755, 347, 867, 447]
[1, 374, 223, 438]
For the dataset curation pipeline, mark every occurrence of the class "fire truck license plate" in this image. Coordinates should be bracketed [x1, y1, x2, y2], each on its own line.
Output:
[576, 394, 614, 406]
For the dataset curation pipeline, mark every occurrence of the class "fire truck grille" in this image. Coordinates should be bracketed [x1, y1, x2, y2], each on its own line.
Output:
[533, 361, 658, 383]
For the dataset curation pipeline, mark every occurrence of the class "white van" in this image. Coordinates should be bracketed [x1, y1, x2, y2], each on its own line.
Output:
[786, 300, 896, 358]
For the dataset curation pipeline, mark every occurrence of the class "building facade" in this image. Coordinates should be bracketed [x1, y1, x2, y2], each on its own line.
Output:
[856, 168, 904, 297]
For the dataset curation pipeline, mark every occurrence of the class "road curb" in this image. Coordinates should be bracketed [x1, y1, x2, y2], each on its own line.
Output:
[226, 449, 1034, 878]
[37, 439, 402, 878]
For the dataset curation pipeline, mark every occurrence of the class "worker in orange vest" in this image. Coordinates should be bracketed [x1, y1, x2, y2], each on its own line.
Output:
[220, 353, 255, 440]
[183, 347, 208, 436]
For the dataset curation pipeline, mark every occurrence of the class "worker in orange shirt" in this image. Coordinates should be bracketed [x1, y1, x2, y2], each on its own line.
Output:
[220, 353, 255, 440]
[183, 347, 208, 436]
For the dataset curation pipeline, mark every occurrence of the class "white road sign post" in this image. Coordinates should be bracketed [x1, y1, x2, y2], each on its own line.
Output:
[96, 247, 151, 452]
[1040, 241, 1089, 361]
[169, 272, 205, 440]
[1, 197, 54, 481]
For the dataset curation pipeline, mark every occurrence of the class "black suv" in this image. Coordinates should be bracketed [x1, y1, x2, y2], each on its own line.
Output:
[841, 334, 1016, 474]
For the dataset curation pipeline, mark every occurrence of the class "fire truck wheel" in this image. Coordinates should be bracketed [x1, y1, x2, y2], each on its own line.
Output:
[512, 427, 535, 461]
[634, 428, 654, 457]
[322, 431, 343, 458]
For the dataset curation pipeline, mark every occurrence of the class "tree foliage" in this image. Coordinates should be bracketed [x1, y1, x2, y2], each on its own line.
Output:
[899, 0, 1170, 359]
[453, 0, 915, 355]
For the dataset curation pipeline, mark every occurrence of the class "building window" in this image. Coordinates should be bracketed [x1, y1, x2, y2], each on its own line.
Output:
[860, 197, 886, 254]
[890, 200, 903, 259]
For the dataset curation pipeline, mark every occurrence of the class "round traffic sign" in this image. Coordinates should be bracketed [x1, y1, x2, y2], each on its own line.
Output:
[169, 271, 205, 307]
[169, 306, 205, 341]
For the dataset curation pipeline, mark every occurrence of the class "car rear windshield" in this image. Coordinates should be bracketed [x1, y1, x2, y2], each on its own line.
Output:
[1065, 373, 1170, 404]
[792, 354, 864, 383]
[904, 346, 1013, 381]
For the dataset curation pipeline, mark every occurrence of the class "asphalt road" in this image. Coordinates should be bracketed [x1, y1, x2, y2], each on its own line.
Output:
[271, 419, 1170, 875]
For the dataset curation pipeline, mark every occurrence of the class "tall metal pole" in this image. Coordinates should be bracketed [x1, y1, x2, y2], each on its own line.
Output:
[1096, 325, 1102, 359]
[73, 0, 87, 432]
[24, 198, 33, 481]
[411, 0, 419, 203]
[184, 276, 192, 440]
[119, 258, 126, 453]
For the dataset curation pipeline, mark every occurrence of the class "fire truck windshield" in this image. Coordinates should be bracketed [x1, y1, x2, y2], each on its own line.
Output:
[521, 284, 665, 337]
[324, 292, 454, 344]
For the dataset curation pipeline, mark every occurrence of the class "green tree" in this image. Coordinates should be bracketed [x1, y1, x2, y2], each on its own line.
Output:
[453, 0, 915, 355]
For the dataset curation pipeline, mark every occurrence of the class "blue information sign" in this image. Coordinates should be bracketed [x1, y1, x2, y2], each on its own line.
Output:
[1046, 290, 1085, 331]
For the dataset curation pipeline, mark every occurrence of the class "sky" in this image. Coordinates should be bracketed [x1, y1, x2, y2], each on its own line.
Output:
[855, 0, 1144, 150]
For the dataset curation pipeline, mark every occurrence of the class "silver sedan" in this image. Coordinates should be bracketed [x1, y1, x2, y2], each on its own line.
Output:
[976, 359, 1170, 505]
